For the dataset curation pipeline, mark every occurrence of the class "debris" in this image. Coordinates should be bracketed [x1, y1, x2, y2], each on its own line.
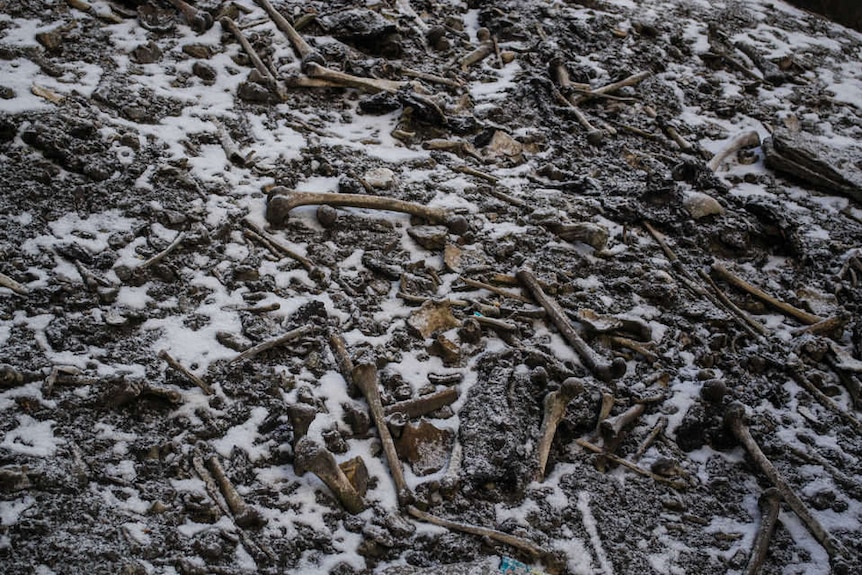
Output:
[294, 437, 366, 514]
[407, 300, 462, 339]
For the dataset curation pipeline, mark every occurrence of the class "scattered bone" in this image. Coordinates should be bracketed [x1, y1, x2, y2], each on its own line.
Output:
[724, 402, 848, 561]
[572, 70, 652, 106]
[352, 363, 414, 506]
[293, 437, 366, 514]
[606, 335, 658, 363]
[66, 0, 123, 23]
[138, 230, 186, 271]
[708, 130, 761, 172]
[229, 324, 313, 365]
[711, 263, 823, 325]
[304, 62, 407, 94]
[340, 456, 369, 497]
[384, 388, 458, 419]
[535, 377, 585, 482]
[517, 268, 626, 381]
[458, 28, 495, 71]
[167, 0, 213, 33]
[215, 120, 254, 167]
[458, 276, 532, 303]
[576, 439, 687, 490]
[220, 16, 285, 100]
[632, 415, 667, 463]
[242, 218, 315, 272]
[253, 0, 324, 71]
[206, 454, 265, 528]
[265, 187, 468, 234]
[394, 420, 454, 476]
[159, 350, 214, 395]
[745, 488, 782, 575]
[407, 300, 462, 339]
[683, 191, 725, 219]
[287, 403, 317, 447]
[406, 506, 552, 560]
[474, 315, 519, 334]
[697, 269, 767, 337]
[551, 222, 609, 251]
[31, 83, 64, 104]
[787, 368, 862, 433]
[0, 272, 28, 295]
[550, 60, 605, 145]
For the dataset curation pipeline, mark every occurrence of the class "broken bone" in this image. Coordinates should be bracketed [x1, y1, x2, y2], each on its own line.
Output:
[304, 62, 406, 94]
[534, 377, 585, 482]
[167, 0, 213, 33]
[293, 437, 365, 514]
[253, 0, 325, 71]
[517, 268, 626, 382]
[352, 363, 414, 507]
[220, 16, 285, 100]
[724, 402, 847, 561]
[206, 454, 265, 528]
[265, 187, 468, 234]
[708, 130, 761, 172]
[745, 487, 782, 575]
[550, 59, 605, 145]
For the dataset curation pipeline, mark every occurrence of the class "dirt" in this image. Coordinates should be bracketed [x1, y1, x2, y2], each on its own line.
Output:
[1, 1, 861, 574]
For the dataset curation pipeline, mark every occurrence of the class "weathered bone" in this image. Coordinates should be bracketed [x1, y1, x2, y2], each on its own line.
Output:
[229, 324, 313, 365]
[534, 377, 585, 482]
[206, 454, 265, 528]
[383, 387, 458, 418]
[745, 488, 782, 575]
[139, 231, 186, 271]
[66, 0, 123, 23]
[517, 268, 626, 381]
[253, 0, 325, 71]
[159, 350, 214, 395]
[287, 403, 317, 446]
[724, 402, 847, 561]
[220, 16, 285, 100]
[304, 62, 407, 94]
[550, 59, 604, 145]
[576, 438, 687, 489]
[265, 187, 468, 234]
[459, 28, 494, 70]
[242, 218, 315, 272]
[572, 70, 652, 106]
[0, 272, 29, 295]
[708, 130, 761, 172]
[351, 363, 414, 507]
[600, 403, 646, 443]
[293, 437, 365, 514]
[167, 0, 213, 33]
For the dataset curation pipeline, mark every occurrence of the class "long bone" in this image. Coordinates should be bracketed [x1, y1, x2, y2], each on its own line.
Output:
[517, 269, 626, 381]
[303, 62, 407, 94]
[265, 187, 468, 234]
[253, 0, 325, 71]
[351, 363, 414, 507]
[220, 17, 285, 100]
[534, 377, 585, 481]
[708, 130, 761, 172]
[549, 59, 604, 145]
[293, 437, 365, 514]
[724, 403, 847, 561]
[745, 488, 782, 575]
[166, 0, 213, 33]
[206, 454, 265, 528]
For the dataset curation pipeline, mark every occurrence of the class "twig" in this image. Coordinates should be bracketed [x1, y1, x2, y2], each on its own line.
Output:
[139, 231, 186, 270]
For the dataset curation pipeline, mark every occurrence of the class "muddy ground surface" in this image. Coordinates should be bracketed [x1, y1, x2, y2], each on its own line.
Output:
[1, 1, 861, 574]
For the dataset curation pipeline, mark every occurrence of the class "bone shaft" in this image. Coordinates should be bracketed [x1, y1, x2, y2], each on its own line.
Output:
[206, 455, 247, 517]
[230, 325, 313, 364]
[304, 62, 403, 94]
[277, 190, 447, 222]
[383, 387, 458, 418]
[708, 130, 761, 172]
[254, 0, 313, 59]
[573, 71, 651, 105]
[140, 231, 186, 270]
[711, 264, 823, 325]
[159, 350, 213, 395]
[745, 493, 782, 575]
[221, 17, 278, 86]
[535, 397, 567, 481]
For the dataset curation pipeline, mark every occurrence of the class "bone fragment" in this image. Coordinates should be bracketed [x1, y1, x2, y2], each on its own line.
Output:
[745, 488, 782, 575]
[242, 218, 315, 271]
[138, 231, 186, 271]
[458, 30, 494, 71]
[253, 0, 324, 71]
[632, 415, 667, 463]
[229, 324, 313, 365]
[384, 387, 458, 419]
[576, 439, 687, 489]
[158, 350, 214, 395]
[711, 263, 823, 325]
[572, 70, 652, 106]
[550, 60, 604, 145]
[293, 437, 365, 514]
[697, 269, 768, 337]
[0, 272, 29, 295]
[458, 276, 532, 303]
[287, 403, 317, 446]
[535, 377, 585, 481]
[708, 130, 761, 172]
[352, 363, 414, 507]
[517, 268, 626, 381]
[66, 0, 123, 23]
[220, 16, 285, 100]
[406, 505, 551, 559]
[304, 62, 406, 94]
[166, 0, 213, 33]
[206, 454, 264, 528]
[600, 403, 646, 443]
[724, 402, 847, 561]
[265, 187, 468, 234]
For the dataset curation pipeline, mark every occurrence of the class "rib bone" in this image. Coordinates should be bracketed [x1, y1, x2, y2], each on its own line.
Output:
[517, 268, 626, 381]
[724, 402, 847, 561]
[535, 377, 585, 481]
[352, 363, 414, 507]
[293, 437, 366, 514]
[265, 187, 468, 234]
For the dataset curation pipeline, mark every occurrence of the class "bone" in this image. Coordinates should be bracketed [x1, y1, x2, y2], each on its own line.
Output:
[304, 62, 407, 94]
[535, 377, 585, 482]
[159, 350, 214, 395]
[745, 488, 782, 575]
[383, 387, 458, 419]
[576, 438, 687, 489]
[206, 454, 264, 528]
[293, 437, 365, 514]
[458, 28, 495, 70]
[708, 130, 761, 172]
[593, 391, 616, 438]
[0, 272, 29, 295]
[517, 268, 626, 381]
[265, 187, 468, 234]
[724, 402, 847, 561]
[228, 324, 313, 365]
[600, 403, 646, 443]
[66, 0, 123, 23]
[458, 276, 533, 303]
[658, 119, 697, 154]
[220, 16, 285, 100]
[351, 363, 414, 507]
[253, 0, 324, 71]
[166, 0, 213, 33]
[242, 218, 315, 272]
[711, 263, 824, 325]
[632, 415, 667, 463]
[287, 403, 317, 446]
[406, 505, 552, 560]
[572, 70, 652, 106]
[141, 384, 183, 405]
[138, 231, 186, 271]
[550, 59, 605, 145]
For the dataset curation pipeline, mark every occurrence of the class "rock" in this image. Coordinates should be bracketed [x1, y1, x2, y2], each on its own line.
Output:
[553, 221, 609, 251]
[408, 300, 461, 339]
[131, 41, 163, 64]
[192, 61, 216, 83]
[182, 43, 215, 59]
[407, 225, 448, 251]
[683, 191, 725, 219]
[483, 130, 524, 165]
[394, 420, 454, 476]
[340, 456, 369, 496]
[363, 167, 396, 190]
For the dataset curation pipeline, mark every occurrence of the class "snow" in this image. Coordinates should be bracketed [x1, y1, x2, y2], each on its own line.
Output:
[1, 415, 61, 457]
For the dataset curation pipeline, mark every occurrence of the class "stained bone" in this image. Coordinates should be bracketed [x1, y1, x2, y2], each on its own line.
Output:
[708, 130, 761, 172]
[206, 454, 265, 528]
[265, 187, 468, 234]
[253, 0, 324, 71]
[293, 437, 365, 514]
[745, 488, 782, 575]
[159, 350, 213, 395]
[534, 377, 585, 481]
[167, 0, 213, 33]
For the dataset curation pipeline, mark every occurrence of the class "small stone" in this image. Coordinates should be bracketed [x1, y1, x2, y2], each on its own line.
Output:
[683, 191, 725, 219]
[408, 300, 461, 339]
[554, 222, 609, 251]
[317, 205, 338, 228]
[363, 167, 396, 190]
[407, 225, 448, 251]
[0, 87, 15, 100]
[182, 44, 215, 59]
[131, 41, 163, 64]
[192, 61, 216, 83]
[36, 30, 64, 52]
[700, 379, 727, 404]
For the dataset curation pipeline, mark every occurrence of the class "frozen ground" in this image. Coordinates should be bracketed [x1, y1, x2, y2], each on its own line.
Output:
[1, 1, 861, 574]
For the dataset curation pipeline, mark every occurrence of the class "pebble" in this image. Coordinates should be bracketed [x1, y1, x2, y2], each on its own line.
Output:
[363, 167, 396, 189]
[683, 191, 725, 219]
[407, 225, 448, 251]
